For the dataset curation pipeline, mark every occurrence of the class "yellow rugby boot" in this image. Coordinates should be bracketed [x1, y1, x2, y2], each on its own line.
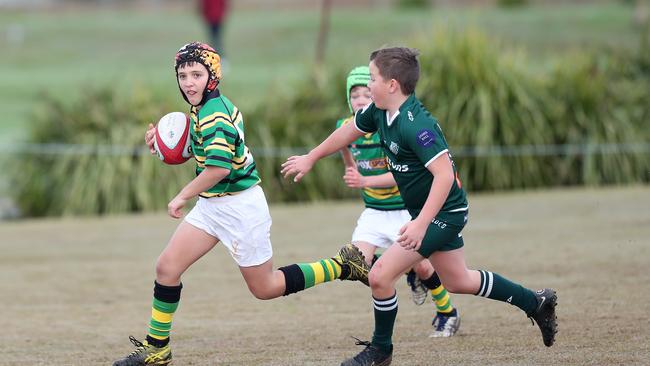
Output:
[112, 336, 172, 366]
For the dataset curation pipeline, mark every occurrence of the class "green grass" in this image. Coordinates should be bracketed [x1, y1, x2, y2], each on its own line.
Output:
[0, 3, 641, 142]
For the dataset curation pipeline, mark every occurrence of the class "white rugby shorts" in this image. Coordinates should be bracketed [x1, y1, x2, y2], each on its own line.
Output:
[351, 208, 412, 248]
[184, 185, 273, 267]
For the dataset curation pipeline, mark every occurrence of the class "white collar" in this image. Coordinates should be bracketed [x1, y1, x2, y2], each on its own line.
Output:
[386, 110, 400, 127]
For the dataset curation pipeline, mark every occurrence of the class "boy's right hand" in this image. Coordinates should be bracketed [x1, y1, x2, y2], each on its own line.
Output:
[281, 154, 314, 182]
[343, 166, 366, 188]
[144, 123, 157, 155]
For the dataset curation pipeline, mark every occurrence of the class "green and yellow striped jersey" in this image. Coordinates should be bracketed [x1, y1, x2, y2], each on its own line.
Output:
[190, 91, 260, 198]
[336, 116, 405, 211]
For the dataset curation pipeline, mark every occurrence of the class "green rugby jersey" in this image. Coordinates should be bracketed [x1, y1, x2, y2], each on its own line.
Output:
[190, 91, 260, 198]
[354, 94, 468, 224]
[336, 116, 404, 211]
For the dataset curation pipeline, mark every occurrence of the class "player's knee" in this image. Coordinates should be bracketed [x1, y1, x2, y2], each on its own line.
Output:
[155, 255, 179, 283]
[412, 260, 432, 278]
[440, 277, 471, 294]
[246, 282, 275, 300]
[368, 265, 390, 291]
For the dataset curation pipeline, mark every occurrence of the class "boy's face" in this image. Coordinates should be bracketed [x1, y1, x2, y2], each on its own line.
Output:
[368, 61, 392, 110]
[349, 85, 372, 114]
[177, 62, 210, 106]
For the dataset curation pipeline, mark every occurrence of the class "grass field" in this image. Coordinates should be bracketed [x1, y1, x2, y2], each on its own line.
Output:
[0, 2, 641, 141]
[1, 186, 649, 365]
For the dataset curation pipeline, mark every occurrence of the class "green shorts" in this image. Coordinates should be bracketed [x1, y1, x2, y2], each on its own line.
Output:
[416, 211, 468, 258]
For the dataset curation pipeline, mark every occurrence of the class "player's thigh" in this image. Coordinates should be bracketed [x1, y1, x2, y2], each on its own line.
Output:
[158, 221, 219, 273]
[428, 248, 479, 294]
[352, 241, 378, 265]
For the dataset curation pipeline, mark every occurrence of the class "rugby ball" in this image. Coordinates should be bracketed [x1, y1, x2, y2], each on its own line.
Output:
[154, 112, 192, 165]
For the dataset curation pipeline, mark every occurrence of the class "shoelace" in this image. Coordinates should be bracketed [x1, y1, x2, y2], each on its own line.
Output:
[350, 337, 379, 362]
[527, 315, 535, 326]
[352, 336, 372, 347]
[127, 336, 146, 358]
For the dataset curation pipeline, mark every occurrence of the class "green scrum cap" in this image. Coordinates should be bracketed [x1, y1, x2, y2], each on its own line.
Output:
[346, 65, 370, 114]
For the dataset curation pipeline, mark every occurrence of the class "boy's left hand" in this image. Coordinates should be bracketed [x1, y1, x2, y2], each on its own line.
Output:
[343, 167, 367, 188]
[397, 219, 428, 251]
[168, 195, 188, 219]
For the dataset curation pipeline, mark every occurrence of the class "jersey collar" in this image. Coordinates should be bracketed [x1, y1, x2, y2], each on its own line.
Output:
[386, 94, 417, 127]
[386, 110, 400, 127]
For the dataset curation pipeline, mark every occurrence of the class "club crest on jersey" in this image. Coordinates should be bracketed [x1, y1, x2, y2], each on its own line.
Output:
[407, 111, 414, 121]
[389, 141, 399, 155]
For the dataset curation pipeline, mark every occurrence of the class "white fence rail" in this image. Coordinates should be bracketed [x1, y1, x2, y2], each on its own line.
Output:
[1, 142, 648, 158]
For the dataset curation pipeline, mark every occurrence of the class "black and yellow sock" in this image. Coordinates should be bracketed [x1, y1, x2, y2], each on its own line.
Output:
[371, 292, 398, 354]
[420, 272, 454, 314]
[279, 258, 342, 296]
[146, 281, 182, 348]
[475, 270, 538, 314]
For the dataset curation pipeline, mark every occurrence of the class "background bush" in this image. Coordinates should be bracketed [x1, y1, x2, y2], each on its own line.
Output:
[8, 87, 194, 217]
[9, 29, 649, 217]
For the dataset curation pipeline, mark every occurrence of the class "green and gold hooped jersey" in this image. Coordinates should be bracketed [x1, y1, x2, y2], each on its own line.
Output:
[354, 94, 468, 224]
[190, 91, 260, 197]
[336, 117, 405, 211]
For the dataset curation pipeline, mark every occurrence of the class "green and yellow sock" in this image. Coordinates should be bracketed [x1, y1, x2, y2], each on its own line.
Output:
[146, 281, 182, 348]
[279, 258, 342, 296]
[420, 272, 454, 314]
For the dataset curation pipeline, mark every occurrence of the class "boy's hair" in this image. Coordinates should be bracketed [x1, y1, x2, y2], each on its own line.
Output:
[346, 66, 370, 114]
[369, 47, 419, 95]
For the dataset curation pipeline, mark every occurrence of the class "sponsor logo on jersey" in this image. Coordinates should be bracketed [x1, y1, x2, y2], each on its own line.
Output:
[386, 156, 409, 172]
[417, 129, 436, 148]
[357, 158, 387, 170]
[408, 111, 414, 121]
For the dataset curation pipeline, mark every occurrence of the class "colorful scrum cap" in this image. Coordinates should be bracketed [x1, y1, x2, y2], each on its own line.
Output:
[174, 42, 222, 105]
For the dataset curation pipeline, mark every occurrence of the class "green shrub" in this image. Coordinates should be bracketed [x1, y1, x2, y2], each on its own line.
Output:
[415, 28, 649, 190]
[8, 87, 194, 217]
[396, 0, 431, 10]
[8, 28, 649, 217]
[497, 0, 528, 7]
[547, 51, 650, 185]
[245, 70, 358, 203]
[416, 29, 557, 191]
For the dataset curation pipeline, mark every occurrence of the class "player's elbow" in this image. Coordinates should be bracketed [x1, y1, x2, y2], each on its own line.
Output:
[435, 171, 455, 188]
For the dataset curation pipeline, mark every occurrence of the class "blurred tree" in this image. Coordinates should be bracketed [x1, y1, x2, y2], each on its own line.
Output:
[315, 0, 332, 87]
[635, 0, 649, 27]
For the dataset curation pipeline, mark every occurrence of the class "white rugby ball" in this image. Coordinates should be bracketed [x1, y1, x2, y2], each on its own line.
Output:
[154, 112, 192, 165]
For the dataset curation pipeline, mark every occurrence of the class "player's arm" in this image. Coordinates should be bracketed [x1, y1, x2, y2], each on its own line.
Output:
[397, 153, 454, 250]
[282, 121, 364, 182]
[340, 148, 356, 169]
[344, 168, 396, 188]
[168, 166, 229, 218]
